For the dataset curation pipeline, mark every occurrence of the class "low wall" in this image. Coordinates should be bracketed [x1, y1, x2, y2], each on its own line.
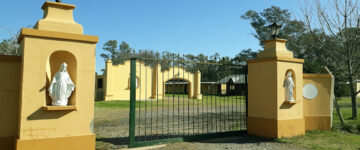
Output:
[0, 55, 22, 150]
[303, 73, 333, 131]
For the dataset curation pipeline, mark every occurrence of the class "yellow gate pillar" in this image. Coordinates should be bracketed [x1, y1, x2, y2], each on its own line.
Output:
[194, 70, 202, 99]
[247, 38, 305, 138]
[16, 1, 98, 150]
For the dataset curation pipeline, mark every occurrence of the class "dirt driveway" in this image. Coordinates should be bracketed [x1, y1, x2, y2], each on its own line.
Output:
[94, 107, 306, 150]
[156, 136, 307, 150]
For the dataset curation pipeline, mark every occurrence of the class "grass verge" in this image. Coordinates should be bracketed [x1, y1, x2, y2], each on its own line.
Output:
[277, 130, 360, 150]
[95, 95, 246, 109]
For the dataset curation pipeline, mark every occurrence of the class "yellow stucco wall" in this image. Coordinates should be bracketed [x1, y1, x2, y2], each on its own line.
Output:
[14, 2, 98, 149]
[103, 61, 201, 101]
[248, 60, 278, 120]
[0, 56, 22, 150]
[303, 74, 332, 131]
[104, 60, 153, 100]
[248, 59, 305, 138]
[303, 74, 332, 116]
[17, 34, 97, 140]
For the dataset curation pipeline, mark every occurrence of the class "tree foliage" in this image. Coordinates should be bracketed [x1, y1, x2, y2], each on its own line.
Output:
[100, 39, 255, 82]
[241, 6, 325, 73]
[302, 0, 360, 119]
[0, 37, 21, 56]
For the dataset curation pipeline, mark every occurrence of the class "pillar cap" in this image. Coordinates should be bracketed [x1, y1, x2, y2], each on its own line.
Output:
[257, 38, 294, 58]
[34, 1, 83, 34]
[41, 1, 76, 10]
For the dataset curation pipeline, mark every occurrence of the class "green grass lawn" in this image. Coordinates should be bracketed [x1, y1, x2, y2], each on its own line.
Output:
[95, 100, 132, 109]
[277, 97, 360, 150]
[95, 94, 246, 109]
[276, 130, 360, 150]
[332, 98, 360, 132]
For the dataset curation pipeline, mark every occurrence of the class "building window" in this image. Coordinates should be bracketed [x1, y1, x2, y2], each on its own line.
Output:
[97, 78, 103, 89]
[230, 85, 235, 90]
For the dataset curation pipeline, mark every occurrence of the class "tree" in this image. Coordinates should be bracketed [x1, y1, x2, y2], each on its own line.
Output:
[0, 37, 21, 56]
[100, 40, 136, 65]
[241, 6, 324, 73]
[232, 49, 257, 65]
[100, 40, 118, 63]
[302, 0, 360, 119]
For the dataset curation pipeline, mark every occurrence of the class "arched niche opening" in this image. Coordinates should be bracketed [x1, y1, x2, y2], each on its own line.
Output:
[164, 78, 192, 98]
[284, 69, 296, 103]
[46, 50, 77, 106]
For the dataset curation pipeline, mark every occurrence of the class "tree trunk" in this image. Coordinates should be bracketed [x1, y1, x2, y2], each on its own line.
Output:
[348, 77, 358, 119]
[350, 93, 358, 119]
[334, 97, 345, 125]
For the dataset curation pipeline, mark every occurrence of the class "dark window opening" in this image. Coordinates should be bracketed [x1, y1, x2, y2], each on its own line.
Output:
[97, 78, 103, 89]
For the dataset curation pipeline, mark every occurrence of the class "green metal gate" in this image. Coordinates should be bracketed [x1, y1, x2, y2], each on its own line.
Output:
[129, 57, 248, 148]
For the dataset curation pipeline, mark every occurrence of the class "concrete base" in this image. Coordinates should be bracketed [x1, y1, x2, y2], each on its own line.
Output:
[247, 116, 305, 138]
[16, 134, 95, 150]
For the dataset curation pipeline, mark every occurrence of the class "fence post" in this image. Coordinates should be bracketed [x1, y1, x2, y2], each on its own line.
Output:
[129, 57, 137, 147]
[245, 65, 248, 118]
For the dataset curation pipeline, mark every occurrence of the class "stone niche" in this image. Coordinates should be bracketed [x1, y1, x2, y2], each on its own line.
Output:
[284, 69, 296, 104]
[46, 50, 77, 106]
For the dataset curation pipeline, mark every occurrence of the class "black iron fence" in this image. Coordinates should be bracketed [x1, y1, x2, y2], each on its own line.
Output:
[129, 57, 248, 147]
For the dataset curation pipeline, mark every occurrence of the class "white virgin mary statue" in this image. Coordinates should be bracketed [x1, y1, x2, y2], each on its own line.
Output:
[284, 71, 295, 102]
[48, 62, 75, 106]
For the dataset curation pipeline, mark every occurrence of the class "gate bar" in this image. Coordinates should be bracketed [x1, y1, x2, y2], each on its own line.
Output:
[129, 57, 137, 147]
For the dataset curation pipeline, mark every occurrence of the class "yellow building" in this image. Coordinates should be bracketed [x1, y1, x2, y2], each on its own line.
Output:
[201, 82, 219, 95]
[98, 60, 202, 101]
[200, 75, 247, 95]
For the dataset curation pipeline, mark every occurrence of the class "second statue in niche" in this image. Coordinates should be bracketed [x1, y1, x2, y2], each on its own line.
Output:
[48, 62, 75, 106]
[284, 71, 295, 102]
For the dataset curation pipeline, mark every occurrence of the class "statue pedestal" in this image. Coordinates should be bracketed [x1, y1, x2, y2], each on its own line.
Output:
[247, 39, 305, 138]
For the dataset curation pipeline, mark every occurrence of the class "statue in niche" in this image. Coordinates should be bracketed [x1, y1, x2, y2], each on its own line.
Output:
[284, 71, 295, 102]
[48, 62, 75, 106]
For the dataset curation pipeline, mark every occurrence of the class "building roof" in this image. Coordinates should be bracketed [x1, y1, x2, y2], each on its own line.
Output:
[217, 75, 246, 84]
[165, 82, 189, 85]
